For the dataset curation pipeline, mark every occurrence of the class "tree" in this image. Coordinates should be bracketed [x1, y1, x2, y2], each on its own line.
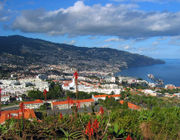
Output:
[28, 90, 43, 99]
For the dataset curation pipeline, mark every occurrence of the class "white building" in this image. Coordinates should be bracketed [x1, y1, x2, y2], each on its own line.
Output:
[23, 99, 44, 109]
[143, 89, 158, 96]
[51, 99, 94, 110]
[165, 84, 176, 89]
[0, 78, 49, 96]
[1, 95, 10, 102]
[62, 77, 121, 95]
[104, 76, 116, 83]
[173, 93, 180, 98]
[92, 94, 121, 102]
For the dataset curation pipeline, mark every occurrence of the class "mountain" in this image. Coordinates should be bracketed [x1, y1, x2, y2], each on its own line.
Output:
[0, 35, 164, 72]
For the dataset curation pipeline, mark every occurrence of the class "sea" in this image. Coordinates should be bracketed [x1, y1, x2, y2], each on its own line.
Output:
[116, 59, 180, 86]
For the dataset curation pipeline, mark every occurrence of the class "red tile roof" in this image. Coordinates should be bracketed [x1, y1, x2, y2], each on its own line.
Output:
[94, 94, 120, 98]
[119, 100, 141, 110]
[0, 109, 36, 124]
[52, 98, 94, 106]
[23, 99, 43, 105]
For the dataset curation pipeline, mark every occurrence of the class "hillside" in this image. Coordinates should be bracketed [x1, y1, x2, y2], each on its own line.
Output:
[0, 35, 164, 72]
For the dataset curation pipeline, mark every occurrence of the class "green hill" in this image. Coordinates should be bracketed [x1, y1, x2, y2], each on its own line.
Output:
[0, 35, 164, 72]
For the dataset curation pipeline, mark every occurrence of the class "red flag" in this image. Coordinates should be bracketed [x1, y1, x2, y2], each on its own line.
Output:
[74, 71, 78, 80]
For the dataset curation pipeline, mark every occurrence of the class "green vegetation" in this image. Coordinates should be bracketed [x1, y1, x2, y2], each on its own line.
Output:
[27, 82, 65, 100]
[160, 88, 180, 94]
[1, 101, 21, 108]
[1, 93, 180, 139]
[27, 83, 106, 100]
[0, 35, 164, 72]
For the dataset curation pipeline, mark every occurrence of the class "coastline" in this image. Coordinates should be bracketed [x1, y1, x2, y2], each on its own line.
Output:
[116, 59, 180, 86]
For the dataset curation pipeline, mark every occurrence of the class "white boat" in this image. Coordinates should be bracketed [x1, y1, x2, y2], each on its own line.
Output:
[147, 74, 154, 79]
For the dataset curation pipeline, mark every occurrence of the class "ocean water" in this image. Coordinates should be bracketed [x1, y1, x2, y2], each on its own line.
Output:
[116, 59, 180, 86]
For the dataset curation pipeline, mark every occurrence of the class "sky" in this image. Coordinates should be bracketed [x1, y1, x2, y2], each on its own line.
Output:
[1, 0, 180, 59]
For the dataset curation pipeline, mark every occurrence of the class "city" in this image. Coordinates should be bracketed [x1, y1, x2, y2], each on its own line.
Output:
[1, 0, 180, 139]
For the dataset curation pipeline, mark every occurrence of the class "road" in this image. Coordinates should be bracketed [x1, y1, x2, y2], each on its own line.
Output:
[2, 105, 19, 111]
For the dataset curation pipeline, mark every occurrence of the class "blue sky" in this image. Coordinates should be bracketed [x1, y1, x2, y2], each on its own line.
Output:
[1, 0, 180, 58]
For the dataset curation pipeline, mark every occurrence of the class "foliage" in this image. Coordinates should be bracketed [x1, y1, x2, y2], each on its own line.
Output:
[28, 90, 44, 100]
[39, 103, 51, 110]
[160, 88, 180, 94]
[27, 82, 64, 100]
[2, 91, 180, 139]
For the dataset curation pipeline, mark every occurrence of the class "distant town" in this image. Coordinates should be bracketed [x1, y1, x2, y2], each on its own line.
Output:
[1, 64, 180, 139]
[1, 64, 180, 111]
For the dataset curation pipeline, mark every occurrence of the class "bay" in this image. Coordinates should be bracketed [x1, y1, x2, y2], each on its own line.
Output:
[116, 59, 180, 86]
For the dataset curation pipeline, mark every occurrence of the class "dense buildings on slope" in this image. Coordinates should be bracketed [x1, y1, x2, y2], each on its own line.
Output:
[0, 35, 164, 77]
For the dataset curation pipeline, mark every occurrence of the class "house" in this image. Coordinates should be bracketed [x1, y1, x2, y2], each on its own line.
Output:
[51, 98, 94, 110]
[119, 100, 141, 110]
[0, 109, 36, 124]
[173, 93, 180, 98]
[165, 84, 176, 90]
[143, 89, 158, 96]
[1, 95, 10, 102]
[92, 94, 121, 102]
[104, 76, 116, 83]
[23, 99, 44, 109]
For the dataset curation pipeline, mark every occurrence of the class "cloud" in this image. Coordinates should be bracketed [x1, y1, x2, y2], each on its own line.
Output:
[69, 40, 76, 45]
[64, 40, 76, 45]
[0, 2, 3, 11]
[112, 0, 180, 3]
[0, 1, 11, 22]
[118, 44, 132, 50]
[168, 35, 180, 46]
[100, 44, 110, 48]
[124, 45, 131, 50]
[12, 1, 180, 39]
[88, 36, 98, 40]
[152, 41, 159, 46]
[105, 37, 124, 42]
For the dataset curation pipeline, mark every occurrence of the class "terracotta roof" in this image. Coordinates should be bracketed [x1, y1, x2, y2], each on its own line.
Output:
[52, 100, 68, 106]
[1, 95, 10, 97]
[94, 94, 120, 98]
[23, 99, 43, 105]
[63, 83, 70, 87]
[0, 109, 36, 124]
[119, 100, 141, 110]
[52, 98, 94, 106]
[63, 80, 73, 87]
